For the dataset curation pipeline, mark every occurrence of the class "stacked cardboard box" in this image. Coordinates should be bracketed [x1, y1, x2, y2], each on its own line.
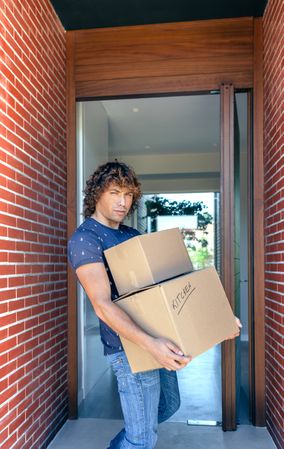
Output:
[104, 228, 238, 373]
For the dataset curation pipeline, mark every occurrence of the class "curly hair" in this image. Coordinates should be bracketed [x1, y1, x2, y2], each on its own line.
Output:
[83, 161, 142, 218]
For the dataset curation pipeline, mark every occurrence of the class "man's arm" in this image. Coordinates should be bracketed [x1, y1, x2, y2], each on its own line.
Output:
[76, 262, 191, 371]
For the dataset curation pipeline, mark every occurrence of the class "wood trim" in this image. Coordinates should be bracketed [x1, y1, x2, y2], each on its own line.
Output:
[251, 17, 265, 427]
[76, 73, 252, 99]
[71, 17, 254, 99]
[247, 91, 254, 423]
[66, 31, 78, 419]
[220, 83, 237, 431]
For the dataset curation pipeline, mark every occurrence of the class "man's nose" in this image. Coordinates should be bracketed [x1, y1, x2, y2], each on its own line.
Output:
[118, 195, 126, 206]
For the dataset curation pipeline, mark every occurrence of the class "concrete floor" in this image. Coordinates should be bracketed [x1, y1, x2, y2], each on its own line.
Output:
[57, 324, 273, 449]
[79, 341, 224, 421]
[47, 419, 276, 449]
[78, 343, 250, 424]
[48, 338, 276, 449]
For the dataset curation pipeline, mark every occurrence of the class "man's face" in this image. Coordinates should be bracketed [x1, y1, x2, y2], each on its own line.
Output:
[93, 183, 134, 228]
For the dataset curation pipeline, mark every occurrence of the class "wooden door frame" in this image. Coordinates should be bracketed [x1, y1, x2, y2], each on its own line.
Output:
[251, 18, 265, 426]
[66, 32, 78, 418]
[220, 83, 237, 430]
[66, 18, 265, 425]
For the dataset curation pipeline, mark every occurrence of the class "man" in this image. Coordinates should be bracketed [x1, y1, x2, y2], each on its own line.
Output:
[68, 161, 241, 449]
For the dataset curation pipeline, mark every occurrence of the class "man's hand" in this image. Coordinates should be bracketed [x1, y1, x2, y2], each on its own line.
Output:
[146, 337, 192, 371]
[226, 316, 242, 340]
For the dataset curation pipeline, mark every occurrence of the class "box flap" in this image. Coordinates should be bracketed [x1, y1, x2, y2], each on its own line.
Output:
[138, 228, 193, 283]
[104, 227, 193, 295]
[114, 270, 193, 301]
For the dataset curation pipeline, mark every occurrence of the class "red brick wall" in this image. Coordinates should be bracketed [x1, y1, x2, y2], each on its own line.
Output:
[263, 0, 284, 448]
[0, 1, 68, 448]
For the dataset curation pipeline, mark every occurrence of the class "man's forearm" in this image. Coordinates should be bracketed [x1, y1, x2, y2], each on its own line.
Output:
[93, 297, 191, 371]
[94, 299, 155, 353]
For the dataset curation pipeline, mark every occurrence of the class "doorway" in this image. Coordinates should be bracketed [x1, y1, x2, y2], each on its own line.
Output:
[75, 92, 251, 426]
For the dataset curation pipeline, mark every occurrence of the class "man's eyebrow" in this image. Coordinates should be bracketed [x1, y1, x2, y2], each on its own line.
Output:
[110, 186, 133, 192]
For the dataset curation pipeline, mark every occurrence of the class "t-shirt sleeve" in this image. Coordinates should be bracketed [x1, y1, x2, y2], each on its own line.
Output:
[68, 229, 104, 270]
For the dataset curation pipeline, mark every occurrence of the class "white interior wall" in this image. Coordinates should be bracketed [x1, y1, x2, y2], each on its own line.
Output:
[139, 176, 219, 194]
[120, 152, 220, 193]
[121, 152, 220, 175]
[82, 102, 109, 181]
[76, 102, 109, 404]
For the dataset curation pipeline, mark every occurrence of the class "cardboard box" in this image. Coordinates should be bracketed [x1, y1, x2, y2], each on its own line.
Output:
[104, 228, 193, 295]
[115, 266, 238, 373]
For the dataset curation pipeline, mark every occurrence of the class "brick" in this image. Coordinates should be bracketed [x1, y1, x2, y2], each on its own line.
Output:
[0, 429, 9, 446]
[1, 312, 17, 327]
[0, 384, 17, 405]
[263, 1, 284, 448]
[10, 436, 26, 449]
[1, 432, 17, 449]
[0, 360, 17, 379]
[0, 337, 17, 353]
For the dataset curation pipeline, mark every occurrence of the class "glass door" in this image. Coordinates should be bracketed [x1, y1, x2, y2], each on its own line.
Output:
[75, 91, 251, 429]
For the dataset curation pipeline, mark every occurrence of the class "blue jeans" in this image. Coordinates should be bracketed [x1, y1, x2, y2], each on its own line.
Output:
[107, 351, 180, 449]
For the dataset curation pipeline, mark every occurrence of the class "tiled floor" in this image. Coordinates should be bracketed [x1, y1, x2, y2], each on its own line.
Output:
[48, 419, 276, 449]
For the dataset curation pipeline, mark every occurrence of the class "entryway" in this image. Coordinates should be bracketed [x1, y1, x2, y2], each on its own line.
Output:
[74, 92, 252, 428]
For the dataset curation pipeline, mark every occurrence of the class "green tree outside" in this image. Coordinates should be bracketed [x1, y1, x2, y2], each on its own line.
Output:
[145, 195, 214, 269]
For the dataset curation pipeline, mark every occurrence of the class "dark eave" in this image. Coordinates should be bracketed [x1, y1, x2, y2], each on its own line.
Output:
[50, 0, 268, 31]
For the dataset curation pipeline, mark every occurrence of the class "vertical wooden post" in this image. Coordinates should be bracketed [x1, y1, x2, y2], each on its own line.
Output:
[251, 17, 265, 427]
[66, 31, 78, 419]
[220, 83, 237, 431]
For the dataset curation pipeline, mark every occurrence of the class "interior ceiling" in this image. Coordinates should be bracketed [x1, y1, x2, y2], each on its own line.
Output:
[100, 93, 247, 157]
[50, 0, 268, 30]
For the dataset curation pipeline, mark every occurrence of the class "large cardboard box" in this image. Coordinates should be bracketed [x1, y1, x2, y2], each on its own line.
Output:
[104, 228, 193, 295]
[115, 266, 238, 373]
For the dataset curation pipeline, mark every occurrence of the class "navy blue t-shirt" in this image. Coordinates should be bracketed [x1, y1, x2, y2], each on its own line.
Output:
[68, 217, 140, 355]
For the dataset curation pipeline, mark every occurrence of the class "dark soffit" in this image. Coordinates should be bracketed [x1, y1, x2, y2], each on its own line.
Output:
[50, 0, 268, 31]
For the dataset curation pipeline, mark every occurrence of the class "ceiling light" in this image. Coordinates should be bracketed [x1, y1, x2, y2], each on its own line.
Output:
[132, 107, 139, 113]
